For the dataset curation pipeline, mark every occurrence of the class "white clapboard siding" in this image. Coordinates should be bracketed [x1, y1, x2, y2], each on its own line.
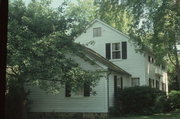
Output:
[27, 53, 110, 113]
[28, 77, 108, 112]
[75, 21, 146, 85]
[108, 73, 131, 107]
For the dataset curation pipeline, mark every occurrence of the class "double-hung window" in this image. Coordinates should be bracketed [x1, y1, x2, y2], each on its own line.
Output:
[112, 43, 121, 59]
[93, 27, 101, 37]
[65, 82, 90, 97]
[106, 42, 127, 60]
[131, 78, 140, 86]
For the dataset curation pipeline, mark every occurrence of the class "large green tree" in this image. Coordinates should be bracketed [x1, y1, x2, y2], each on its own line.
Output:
[64, 0, 97, 36]
[7, 0, 101, 119]
[95, 0, 133, 34]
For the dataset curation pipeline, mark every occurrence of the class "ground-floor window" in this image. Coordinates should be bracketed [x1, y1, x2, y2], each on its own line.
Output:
[131, 77, 140, 86]
[156, 80, 160, 89]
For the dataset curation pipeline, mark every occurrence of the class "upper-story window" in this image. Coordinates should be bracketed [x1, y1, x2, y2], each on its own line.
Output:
[112, 43, 121, 59]
[93, 27, 101, 37]
[148, 56, 154, 63]
[106, 42, 127, 60]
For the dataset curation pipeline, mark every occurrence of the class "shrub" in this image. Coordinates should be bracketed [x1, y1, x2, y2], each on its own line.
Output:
[168, 90, 180, 109]
[116, 86, 168, 115]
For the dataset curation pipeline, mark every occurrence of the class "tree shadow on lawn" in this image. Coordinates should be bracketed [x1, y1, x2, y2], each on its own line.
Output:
[112, 109, 180, 119]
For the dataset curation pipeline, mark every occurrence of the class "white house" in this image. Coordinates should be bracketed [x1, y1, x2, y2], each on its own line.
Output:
[28, 47, 131, 118]
[75, 19, 168, 92]
[28, 19, 168, 118]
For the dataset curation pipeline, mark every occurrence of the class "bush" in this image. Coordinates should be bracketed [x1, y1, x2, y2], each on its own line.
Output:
[168, 90, 180, 109]
[116, 86, 169, 115]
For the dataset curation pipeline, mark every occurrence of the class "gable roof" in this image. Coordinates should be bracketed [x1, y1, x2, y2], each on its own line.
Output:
[86, 19, 130, 39]
[86, 19, 158, 56]
[84, 47, 131, 76]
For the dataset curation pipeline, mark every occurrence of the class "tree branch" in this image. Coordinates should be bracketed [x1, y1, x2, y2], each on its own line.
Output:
[167, 52, 176, 67]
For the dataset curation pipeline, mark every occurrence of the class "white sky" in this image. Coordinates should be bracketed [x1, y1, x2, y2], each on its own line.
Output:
[12, 0, 180, 51]
[22, 0, 64, 8]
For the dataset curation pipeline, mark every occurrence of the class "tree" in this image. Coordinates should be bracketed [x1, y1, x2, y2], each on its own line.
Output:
[64, 0, 97, 36]
[97, 0, 180, 89]
[7, 0, 101, 119]
[95, 0, 133, 34]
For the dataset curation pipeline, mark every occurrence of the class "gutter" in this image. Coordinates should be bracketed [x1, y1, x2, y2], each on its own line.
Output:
[107, 71, 111, 119]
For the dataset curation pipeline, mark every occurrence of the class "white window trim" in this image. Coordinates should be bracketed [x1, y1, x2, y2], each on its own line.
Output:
[111, 42, 122, 59]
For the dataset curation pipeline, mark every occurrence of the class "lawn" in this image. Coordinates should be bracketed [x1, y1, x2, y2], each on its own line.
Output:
[112, 109, 180, 119]
[32, 110, 180, 119]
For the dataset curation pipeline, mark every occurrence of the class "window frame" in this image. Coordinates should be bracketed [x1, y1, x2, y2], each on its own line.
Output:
[131, 77, 140, 87]
[70, 87, 84, 97]
[112, 43, 121, 59]
[65, 83, 90, 98]
[93, 27, 101, 37]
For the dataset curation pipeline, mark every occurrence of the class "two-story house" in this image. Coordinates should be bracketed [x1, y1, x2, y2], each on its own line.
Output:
[27, 19, 168, 119]
[75, 19, 168, 92]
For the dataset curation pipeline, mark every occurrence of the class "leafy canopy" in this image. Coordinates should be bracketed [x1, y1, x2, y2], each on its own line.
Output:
[7, 0, 102, 93]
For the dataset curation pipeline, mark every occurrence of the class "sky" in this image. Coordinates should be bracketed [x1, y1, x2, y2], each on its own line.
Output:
[24, 0, 63, 8]
[11, 0, 180, 51]
[22, 0, 76, 8]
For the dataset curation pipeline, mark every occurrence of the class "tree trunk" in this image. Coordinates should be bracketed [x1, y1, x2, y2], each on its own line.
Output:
[176, 67, 180, 90]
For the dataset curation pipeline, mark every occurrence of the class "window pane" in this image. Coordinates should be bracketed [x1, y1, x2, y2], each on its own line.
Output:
[112, 43, 120, 50]
[93, 27, 101, 37]
[71, 87, 84, 97]
[112, 51, 120, 59]
[132, 78, 140, 86]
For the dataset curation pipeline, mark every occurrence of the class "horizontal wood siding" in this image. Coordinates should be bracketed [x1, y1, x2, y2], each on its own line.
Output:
[27, 55, 108, 113]
[108, 73, 131, 107]
[75, 21, 146, 85]
[28, 77, 108, 113]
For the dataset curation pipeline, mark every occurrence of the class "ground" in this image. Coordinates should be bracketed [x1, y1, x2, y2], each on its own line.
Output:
[31, 109, 180, 119]
[112, 109, 180, 119]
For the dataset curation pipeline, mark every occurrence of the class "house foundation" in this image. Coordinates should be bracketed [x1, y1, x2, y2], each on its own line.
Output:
[28, 112, 108, 119]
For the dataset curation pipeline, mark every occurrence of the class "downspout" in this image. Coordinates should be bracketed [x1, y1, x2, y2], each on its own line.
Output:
[107, 70, 111, 119]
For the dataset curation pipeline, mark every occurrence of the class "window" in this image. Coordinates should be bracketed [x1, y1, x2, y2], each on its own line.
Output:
[152, 79, 155, 88]
[117, 77, 123, 90]
[148, 56, 155, 63]
[149, 78, 152, 88]
[65, 82, 90, 97]
[93, 27, 101, 37]
[156, 80, 160, 89]
[105, 42, 127, 60]
[71, 87, 84, 97]
[161, 82, 164, 91]
[132, 78, 140, 86]
[149, 78, 155, 88]
[112, 43, 121, 59]
[114, 76, 123, 97]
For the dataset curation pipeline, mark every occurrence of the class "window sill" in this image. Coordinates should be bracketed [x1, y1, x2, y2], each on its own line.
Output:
[110, 59, 124, 62]
[65, 96, 90, 99]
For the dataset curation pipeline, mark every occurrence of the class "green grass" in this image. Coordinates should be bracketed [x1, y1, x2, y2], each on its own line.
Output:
[111, 109, 180, 119]
[31, 109, 180, 119]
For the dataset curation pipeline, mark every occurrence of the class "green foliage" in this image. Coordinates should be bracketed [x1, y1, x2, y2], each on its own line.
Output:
[168, 90, 180, 109]
[64, 0, 97, 37]
[116, 86, 169, 115]
[95, 0, 133, 34]
[7, 0, 102, 118]
[7, 0, 101, 93]
[97, 0, 180, 87]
